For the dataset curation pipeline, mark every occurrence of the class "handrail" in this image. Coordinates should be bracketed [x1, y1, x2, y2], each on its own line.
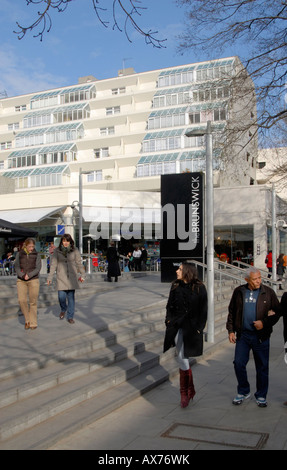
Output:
[186, 258, 280, 294]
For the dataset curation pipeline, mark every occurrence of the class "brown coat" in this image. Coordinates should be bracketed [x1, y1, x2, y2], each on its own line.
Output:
[48, 247, 85, 290]
[15, 249, 41, 280]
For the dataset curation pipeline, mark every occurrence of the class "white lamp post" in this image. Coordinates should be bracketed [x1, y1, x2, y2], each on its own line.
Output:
[79, 168, 91, 255]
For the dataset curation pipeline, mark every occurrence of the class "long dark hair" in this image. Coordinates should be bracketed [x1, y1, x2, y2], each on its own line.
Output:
[59, 233, 75, 251]
[172, 261, 202, 291]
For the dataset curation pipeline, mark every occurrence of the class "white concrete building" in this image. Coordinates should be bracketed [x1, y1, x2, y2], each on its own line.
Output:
[0, 56, 279, 269]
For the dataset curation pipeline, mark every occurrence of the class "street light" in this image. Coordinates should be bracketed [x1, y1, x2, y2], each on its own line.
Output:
[185, 121, 215, 343]
[79, 168, 91, 255]
[272, 183, 287, 292]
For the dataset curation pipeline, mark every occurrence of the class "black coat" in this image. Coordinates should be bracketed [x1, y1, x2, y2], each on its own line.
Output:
[163, 280, 208, 357]
[280, 292, 287, 344]
[107, 246, 121, 278]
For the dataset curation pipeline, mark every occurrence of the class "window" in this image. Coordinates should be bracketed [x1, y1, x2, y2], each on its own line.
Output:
[23, 113, 52, 128]
[142, 135, 181, 153]
[3, 165, 69, 189]
[0, 141, 12, 150]
[15, 105, 27, 112]
[158, 69, 194, 88]
[196, 63, 233, 82]
[214, 108, 227, 121]
[94, 148, 109, 158]
[153, 90, 190, 108]
[86, 170, 103, 182]
[136, 154, 178, 177]
[100, 127, 115, 136]
[148, 110, 186, 130]
[184, 135, 205, 148]
[31, 86, 95, 109]
[112, 87, 126, 95]
[189, 112, 200, 124]
[16, 124, 83, 148]
[8, 123, 19, 131]
[106, 106, 120, 115]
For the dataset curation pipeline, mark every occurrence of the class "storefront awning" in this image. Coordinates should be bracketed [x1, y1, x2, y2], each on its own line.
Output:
[0, 219, 38, 238]
[0, 207, 65, 224]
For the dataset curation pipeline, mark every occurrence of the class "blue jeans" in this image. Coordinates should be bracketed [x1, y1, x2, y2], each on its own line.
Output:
[175, 329, 190, 371]
[58, 290, 75, 320]
[233, 331, 270, 399]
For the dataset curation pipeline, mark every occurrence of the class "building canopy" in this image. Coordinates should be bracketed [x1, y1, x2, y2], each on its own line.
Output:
[0, 219, 38, 238]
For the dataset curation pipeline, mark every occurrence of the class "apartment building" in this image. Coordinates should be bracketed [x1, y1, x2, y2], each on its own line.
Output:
[0, 56, 269, 266]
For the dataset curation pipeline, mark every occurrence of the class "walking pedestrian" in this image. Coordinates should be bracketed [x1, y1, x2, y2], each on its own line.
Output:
[47, 234, 85, 324]
[226, 266, 280, 407]
[265, 250, 273, 278]
[163, 262, 207, 408]
[140, 246, 147, 271]
[277, 253, 285, 290]
[14, 238, 41, 330]
[279, 291, 287, 407]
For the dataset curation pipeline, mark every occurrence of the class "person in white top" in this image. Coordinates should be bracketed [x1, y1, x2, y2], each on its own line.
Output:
[132, 247, 142, 271]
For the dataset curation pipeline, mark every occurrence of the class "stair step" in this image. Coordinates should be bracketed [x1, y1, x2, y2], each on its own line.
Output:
[0, 359, 180, 450]
[0, 273, 148, 317]
[0, 326, 165, 408]
[0, 342, 176, 444]
[0, 275, 234, 449]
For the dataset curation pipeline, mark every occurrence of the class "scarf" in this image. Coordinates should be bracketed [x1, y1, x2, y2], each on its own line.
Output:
[60, 245, 71, 257]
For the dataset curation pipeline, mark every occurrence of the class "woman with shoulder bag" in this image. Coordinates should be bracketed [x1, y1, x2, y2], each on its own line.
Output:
[163, 262, 208, 408]
[15, 238, 41, 330]
[47, 234, 85, 324]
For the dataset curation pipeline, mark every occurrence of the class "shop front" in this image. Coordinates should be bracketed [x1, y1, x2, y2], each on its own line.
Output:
[214, 225, 254, 265]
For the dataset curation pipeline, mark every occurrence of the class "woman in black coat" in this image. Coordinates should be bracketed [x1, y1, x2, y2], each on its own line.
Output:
[106, 242, 121, 282]
[163, 262, 207, 408]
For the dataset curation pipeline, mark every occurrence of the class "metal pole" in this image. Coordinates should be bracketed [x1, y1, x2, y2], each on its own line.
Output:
[206, 121, 215, 343]
[272, 184, 277, 291]
[79, 168, 83, 255]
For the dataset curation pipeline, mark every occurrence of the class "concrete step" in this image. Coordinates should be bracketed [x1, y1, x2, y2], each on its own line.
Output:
[0, 340, 176, 443]
[0, 358, 180, 450]
[0, 304, 167, 379]
[0, 329, 228, 451]
[0, 276, 231, 450]
[0, 272, 148, 317]
[0, 316, 177, 448]
[0, 312, 165, 405]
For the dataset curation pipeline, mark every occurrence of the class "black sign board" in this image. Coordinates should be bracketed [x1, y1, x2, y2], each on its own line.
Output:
[160, 173, 204, 282]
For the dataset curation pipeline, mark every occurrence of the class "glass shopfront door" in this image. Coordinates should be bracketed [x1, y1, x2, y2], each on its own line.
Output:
[214, 225, 254, 265]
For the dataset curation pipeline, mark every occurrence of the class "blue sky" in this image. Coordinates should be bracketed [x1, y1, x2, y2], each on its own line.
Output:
[0, 0, 242, 97]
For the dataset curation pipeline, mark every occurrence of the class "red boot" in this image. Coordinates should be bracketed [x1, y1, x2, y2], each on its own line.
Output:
[179, 369, 190, 408]
[188, 368, 196, 401]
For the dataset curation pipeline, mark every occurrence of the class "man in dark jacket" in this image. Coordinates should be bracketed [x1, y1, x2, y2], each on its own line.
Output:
[279, 292, 287, 407]
[226, 267, 280, 407]
[280, 292, 287, 345]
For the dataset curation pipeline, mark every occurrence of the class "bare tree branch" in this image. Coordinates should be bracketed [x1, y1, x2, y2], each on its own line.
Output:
[14, 0, 166, 48]
[176, 0, 287, 143]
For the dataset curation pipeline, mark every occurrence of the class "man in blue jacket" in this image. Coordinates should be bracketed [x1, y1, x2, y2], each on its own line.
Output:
[226, 267, 280, 407]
